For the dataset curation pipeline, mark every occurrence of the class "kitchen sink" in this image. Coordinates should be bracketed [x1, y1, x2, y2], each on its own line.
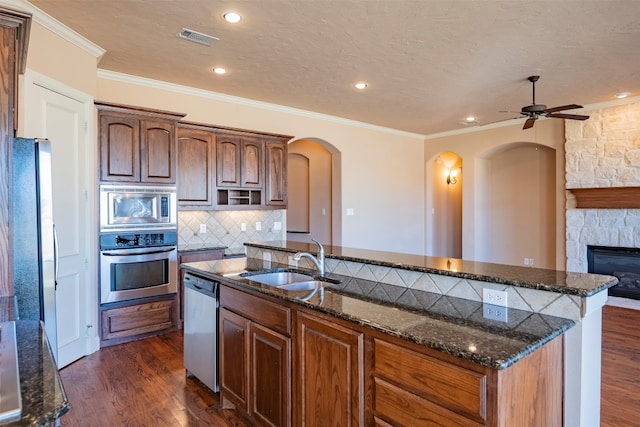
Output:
[277, 281, 329, 291]
[243, 271, 314, 286]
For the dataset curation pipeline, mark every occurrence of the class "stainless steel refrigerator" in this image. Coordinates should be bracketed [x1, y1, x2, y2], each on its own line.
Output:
[12, 137, 58, 363]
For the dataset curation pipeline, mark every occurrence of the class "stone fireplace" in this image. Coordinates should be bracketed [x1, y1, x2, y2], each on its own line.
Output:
[565, 101, 640, 302]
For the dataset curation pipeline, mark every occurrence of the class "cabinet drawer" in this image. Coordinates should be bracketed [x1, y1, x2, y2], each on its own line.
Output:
[374, 377, 484, 427]
[374, 339, 487, 423]
[221, 286, 290, 335]
[101, 299, 174, 341]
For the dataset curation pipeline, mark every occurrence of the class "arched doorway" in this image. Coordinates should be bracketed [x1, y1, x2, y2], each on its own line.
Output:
[287, 138, 341, 246]
[428, 151, 463, 258]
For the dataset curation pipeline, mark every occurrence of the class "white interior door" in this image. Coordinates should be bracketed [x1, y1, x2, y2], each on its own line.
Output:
[23, 71, 99, 367]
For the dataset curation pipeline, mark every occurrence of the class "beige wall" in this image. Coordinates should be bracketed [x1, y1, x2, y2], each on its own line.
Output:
[425, 119, 566, 268]
[96, 75, 426, 254]
[23, 21, 99, 97]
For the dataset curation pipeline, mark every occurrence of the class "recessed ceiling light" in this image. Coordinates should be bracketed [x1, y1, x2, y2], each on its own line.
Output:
[223, 12, 242, 23]
[615, 91, 630, 99]
[466, 116, 476, 122]
[213, 67, 226, 75]
[354, 82, 368, 90]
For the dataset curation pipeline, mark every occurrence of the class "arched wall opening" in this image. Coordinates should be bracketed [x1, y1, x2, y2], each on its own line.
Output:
[287, 137, 342, 246]
[476, 142, 557, 268]
[428, 151, 463, 258]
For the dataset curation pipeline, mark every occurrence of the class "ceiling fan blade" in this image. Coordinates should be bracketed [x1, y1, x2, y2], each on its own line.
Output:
[523, 117, 536, 129]
[545, 104, 583, 113]
[547, 113, 590, 120]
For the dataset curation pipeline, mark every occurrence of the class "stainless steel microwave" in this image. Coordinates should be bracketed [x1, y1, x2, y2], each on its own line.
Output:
[100, 185, 177, 232]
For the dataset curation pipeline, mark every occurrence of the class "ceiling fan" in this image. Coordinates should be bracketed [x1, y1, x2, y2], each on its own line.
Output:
[511, 75, 590, 129]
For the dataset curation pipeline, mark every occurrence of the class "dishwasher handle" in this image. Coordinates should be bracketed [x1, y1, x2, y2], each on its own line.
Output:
[184, 272, 219, 296]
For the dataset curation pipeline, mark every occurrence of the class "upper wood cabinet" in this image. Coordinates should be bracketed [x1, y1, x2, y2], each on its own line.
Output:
[96, 102, 185, 184]
[0, 8, 31, 297]
[176, 124, 215, 207]
[265, 139, 288, 206]
[216, 134, 263, 189]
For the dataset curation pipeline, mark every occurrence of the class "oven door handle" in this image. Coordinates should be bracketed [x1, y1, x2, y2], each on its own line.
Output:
[101, 246, 177, 257]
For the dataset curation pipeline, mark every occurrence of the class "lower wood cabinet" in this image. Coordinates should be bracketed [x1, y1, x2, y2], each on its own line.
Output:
[218, 284, 564, 427]
[100, 296, 177, 346]
[220, 286, 292, 427]
[295, 311, 364, 427]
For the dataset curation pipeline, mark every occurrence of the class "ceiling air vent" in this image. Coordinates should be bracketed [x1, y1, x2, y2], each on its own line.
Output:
[177, 28, 219, 46]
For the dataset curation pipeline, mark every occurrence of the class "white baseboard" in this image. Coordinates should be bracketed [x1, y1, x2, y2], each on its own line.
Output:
[606, 296, 640, 310]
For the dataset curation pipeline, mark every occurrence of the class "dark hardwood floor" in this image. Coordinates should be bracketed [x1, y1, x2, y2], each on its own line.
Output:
[601, 305, 640, 427]
[58, 330, 248, 427]
[59, 305, 639, 426]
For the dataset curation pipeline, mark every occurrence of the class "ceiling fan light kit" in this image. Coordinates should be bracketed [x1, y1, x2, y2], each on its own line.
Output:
[517, 75, 590, 129]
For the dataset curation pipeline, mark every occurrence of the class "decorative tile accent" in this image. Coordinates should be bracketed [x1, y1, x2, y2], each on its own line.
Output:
[178, 210, 285, 254]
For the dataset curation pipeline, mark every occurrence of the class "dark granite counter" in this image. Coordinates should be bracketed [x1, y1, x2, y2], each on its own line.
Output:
[245, 240, 618, 297]
[9, 321, 69, 426]
[182, 257, 575, 370]
[0, 298, 69, 426]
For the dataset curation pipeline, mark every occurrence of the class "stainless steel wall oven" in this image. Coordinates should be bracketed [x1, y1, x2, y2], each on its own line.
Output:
[100, 232, 178, 304]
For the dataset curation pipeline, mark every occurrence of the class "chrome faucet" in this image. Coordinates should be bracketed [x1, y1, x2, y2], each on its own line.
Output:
[293, 239, 325, 276]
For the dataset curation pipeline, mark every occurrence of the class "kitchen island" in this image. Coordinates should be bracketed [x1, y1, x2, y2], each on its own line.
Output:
[182, 241, 617, 427]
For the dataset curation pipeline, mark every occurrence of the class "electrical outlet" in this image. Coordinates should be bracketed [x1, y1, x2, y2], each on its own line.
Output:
[483, 288, 508, 307]
[241, 223, 246, 231]
[274, 221, 282, 231]
[262, 252, 271, 269]
[199, 224, 207, 234]
[256, 221, 262, 231]
[483, 303, 508, 322]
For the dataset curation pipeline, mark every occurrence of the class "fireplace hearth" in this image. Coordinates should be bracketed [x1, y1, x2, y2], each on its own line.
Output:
[588, 245, 640, 300]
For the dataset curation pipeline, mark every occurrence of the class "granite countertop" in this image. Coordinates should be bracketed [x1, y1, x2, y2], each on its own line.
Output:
[0, 298, 69, 426]
[181, 257, 575, 370]
[245, 241, 618, 297]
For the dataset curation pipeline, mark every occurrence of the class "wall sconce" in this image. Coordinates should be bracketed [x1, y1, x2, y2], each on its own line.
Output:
[446, 167, 461, 185]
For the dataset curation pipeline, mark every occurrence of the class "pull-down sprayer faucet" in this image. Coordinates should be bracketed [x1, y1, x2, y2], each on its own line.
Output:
[293, 239, 325, 276]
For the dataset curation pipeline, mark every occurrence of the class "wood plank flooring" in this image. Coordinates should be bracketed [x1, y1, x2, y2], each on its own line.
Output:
[59, 305, 640, 426]
[58, 331, 248, 427]
[601, 305, 640, 427]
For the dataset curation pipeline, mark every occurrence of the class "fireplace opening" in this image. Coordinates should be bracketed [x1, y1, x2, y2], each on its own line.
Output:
[587, 245, 640, 300]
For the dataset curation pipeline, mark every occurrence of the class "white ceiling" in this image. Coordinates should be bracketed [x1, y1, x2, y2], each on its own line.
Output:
[27, 0, 640, 136]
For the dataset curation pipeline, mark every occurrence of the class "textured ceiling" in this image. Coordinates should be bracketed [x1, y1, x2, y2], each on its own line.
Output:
[27, 0, 640, 135]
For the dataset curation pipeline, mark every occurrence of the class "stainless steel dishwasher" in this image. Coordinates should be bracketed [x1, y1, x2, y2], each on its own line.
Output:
[183, 271, 219, 392]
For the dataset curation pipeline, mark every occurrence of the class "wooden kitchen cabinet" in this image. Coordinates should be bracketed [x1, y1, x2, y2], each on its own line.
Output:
[99, 295, 178, 347]
[96, 102, 185, 184]
[177, 124, 216, 207]
[265, 139, 288, 207]
[295, 311, 365, 427]
[0, 9, 30, 296]
[220, 286, 292, 426]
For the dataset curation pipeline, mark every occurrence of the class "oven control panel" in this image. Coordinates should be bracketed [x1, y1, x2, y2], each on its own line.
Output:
[99, 232, 177, 250]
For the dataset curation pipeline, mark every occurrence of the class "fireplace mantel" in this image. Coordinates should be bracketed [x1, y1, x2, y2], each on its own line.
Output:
[568, 186, 640, 209]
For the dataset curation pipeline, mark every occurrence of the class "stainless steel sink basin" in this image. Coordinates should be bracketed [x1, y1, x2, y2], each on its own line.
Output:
[244, 271, 314, 286]
[277, 281, 329, 291]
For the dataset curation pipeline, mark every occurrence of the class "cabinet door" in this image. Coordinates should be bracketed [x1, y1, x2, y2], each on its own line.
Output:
[141, 119, 176, 183]
[296, 312, 364, 427]
[216, 135, 242, 187]
[177, 128, 215, 207]
[241, 137, 263, 188]
[265, 139, 288, 206]
[251, 323, 291, 427]
[99, 114, 140, 182]
[220, 307, 250, 412]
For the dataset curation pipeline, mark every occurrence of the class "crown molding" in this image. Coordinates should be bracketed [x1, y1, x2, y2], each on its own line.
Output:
[0, 0, 104, 59]
[97, 69, 425, 140]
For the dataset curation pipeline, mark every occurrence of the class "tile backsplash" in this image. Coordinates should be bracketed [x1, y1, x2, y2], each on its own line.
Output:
[178, 209, 286, 254]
